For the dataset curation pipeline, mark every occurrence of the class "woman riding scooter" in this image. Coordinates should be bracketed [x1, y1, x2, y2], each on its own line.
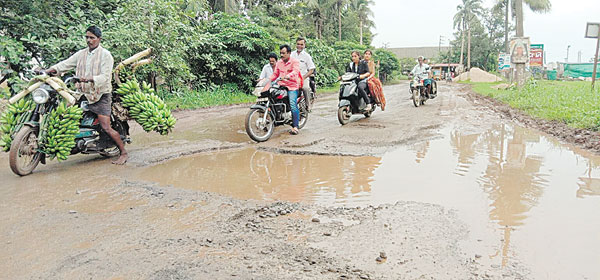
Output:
[345, 51, 372, 111]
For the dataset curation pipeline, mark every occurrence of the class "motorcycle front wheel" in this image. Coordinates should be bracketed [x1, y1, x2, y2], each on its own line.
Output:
[338, 105, 351, 125]
[245, 108, 274, 142]
[9, 126, 42, 176]
[412, 89, 421, 107]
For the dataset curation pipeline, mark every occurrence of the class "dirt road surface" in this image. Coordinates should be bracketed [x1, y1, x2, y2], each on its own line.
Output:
[2, 81, 599, 279]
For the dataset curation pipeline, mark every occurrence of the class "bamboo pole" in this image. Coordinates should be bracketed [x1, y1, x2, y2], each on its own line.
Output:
[131, 59, 152, 73]
[114, 48, 152, 72]
[45, 78, 76, 105]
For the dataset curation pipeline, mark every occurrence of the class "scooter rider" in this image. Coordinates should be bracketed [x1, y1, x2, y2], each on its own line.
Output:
[291, 37, 316, 112]
[345, 51, 372, 111]
[410, 56, 433, 96]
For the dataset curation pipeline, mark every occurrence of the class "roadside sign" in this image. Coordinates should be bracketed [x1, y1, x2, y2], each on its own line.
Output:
[585, 23, 599, 38]
[530, 44, 544, 67]
[510, 37, 530, 64]
[498, 53, 511, 70]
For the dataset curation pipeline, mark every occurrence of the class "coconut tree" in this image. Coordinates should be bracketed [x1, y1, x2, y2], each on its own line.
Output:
[307, 0, 331, 39]
[332, 0, 348, 41]
[515, 0, 551, 37]
[453, 0, 483, 69]
[351, 0, 374, 45]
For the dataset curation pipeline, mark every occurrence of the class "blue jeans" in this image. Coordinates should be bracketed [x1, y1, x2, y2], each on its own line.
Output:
[288, 90, 299, 128]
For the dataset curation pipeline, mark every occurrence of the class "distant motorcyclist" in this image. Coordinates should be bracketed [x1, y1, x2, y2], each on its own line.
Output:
[410, 56, 433, 96]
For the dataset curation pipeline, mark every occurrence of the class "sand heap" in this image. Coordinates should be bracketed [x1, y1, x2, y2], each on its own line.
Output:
[453, 67, 502, 82]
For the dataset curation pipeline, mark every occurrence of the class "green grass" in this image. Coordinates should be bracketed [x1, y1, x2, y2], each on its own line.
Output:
[159, 84, 256, 110]
[467, 80, 600, 130]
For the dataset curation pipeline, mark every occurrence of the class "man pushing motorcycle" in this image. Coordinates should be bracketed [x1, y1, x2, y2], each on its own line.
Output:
[45, 26, 128, 165]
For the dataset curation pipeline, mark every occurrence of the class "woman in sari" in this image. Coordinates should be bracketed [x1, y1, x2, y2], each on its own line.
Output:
[363, 50, 386, 111]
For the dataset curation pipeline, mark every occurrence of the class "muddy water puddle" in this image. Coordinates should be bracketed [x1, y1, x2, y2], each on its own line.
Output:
[132, 123, 600, 279]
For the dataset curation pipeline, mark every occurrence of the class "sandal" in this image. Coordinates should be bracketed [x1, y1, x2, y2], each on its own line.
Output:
[289, 128, 299, 135]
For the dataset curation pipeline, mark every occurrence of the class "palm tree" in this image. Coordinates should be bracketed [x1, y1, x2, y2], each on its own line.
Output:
[515, 0, 551, 37]
[307, 0, 330, 39]
[454, 0, 483, 70]
[209, 0, 238, 13]
[331, 0, 348, 41]
[351, 0, 374, 45]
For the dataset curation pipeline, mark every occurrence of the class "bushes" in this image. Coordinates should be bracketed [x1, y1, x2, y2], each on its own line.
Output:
[188, 13, 274, 91]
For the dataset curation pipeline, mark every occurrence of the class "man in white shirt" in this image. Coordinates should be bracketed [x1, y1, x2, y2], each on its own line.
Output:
[410, 56, 433, 97]
[290, 37, 316, 111]
[258, 52, 278, 82]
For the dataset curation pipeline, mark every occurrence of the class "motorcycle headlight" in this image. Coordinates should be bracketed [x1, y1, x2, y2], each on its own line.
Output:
[32, 88, 50, 104]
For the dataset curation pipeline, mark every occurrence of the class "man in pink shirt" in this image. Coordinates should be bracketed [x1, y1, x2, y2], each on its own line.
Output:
[270, 44, 302, 135]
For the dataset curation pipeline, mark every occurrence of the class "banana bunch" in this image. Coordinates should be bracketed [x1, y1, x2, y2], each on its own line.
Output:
[41, 102, 83, 161]
[116, 80, 176, 135]
[0, 98, 35, 151]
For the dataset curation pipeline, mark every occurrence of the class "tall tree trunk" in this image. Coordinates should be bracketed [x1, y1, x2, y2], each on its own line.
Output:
[459, 22, 465, 68]
[505, 0, 509, 52]
[467, 27, 471, 70]
[515, 0, 523, 37]
[359, 19, 363, 45]
[338, 3, 342, 41]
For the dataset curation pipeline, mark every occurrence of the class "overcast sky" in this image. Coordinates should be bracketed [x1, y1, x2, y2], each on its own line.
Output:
[371, 0, 600, 63]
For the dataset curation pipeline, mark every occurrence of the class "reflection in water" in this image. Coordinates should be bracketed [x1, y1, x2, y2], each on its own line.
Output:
[134, 148, 381, 203]
[451, 125, 548, 266]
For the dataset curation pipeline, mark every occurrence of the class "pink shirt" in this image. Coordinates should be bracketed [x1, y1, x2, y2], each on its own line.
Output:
[270, 57, 302, 91]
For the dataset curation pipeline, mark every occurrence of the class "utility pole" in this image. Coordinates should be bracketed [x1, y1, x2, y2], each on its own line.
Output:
[566, 45, 571, 62]
[439, 35, 445, 55]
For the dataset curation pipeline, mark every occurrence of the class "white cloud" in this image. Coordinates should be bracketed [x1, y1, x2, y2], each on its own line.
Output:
[372, 0, 600, 63]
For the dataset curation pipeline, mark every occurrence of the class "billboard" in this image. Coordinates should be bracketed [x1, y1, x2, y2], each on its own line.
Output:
[510, 37, 530, 64]
[498, 53, 511, 70]
[530, 44, 544, 67]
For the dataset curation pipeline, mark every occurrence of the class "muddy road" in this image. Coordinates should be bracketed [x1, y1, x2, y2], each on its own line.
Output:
[2, 82, 600, 279]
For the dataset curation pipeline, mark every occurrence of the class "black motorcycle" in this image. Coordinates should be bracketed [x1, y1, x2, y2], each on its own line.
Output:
[337, 72, 376, 125]
[245, 80, 308, 142]
[8, 75, 130, 176]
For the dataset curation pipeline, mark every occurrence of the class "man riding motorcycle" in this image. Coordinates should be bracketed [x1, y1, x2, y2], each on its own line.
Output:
[270, 44, 302, 135]
[410, 56, 433, 97]
[45, 26, 127, 165]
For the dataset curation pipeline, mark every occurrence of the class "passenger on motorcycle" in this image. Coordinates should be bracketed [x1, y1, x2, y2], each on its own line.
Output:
[363, 50, 386, 111]
[291, 37, 316, 112]
[258, 52, 278, 83]
[410, 56, 433, 96]
[45, 26, 128, 165]
[270, 44, 302, 135]
[345, 51, 372, 111]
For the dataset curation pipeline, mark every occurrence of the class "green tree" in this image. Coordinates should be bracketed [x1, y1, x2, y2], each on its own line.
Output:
[453, 0, 484, 69]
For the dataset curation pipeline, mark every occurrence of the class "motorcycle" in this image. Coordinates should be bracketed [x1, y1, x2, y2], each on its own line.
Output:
[409, 75, 437, 107]
[8, 75, 130, 176]
[337, 72, 376, 125]
[245, 80, 308, 142]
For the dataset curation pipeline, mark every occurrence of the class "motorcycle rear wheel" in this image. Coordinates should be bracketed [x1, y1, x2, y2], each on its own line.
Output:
[298, 99, 308, 129]
[338, 106, 351, 125]
[9, 126, 42, 176]
[245, 108, 274, 142]
[412, 89, 421, 107]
